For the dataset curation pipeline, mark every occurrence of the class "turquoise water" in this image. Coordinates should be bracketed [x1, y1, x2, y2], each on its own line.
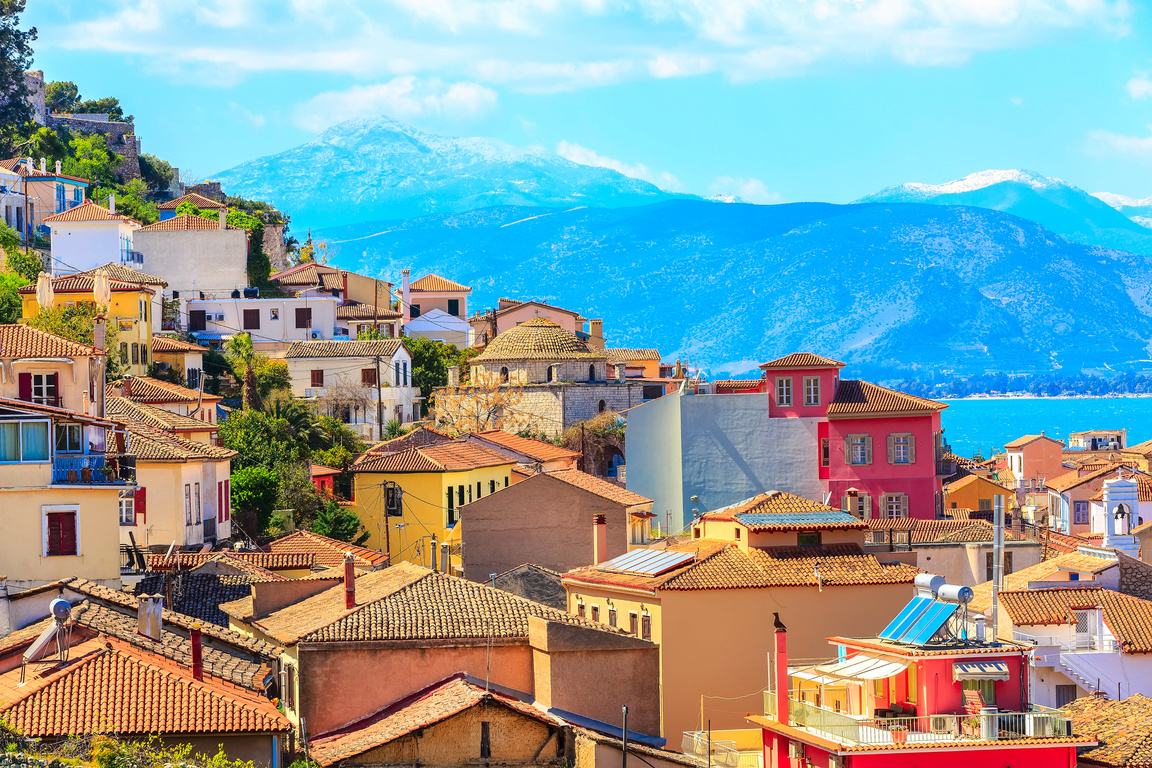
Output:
[941, 397, 1152, 460]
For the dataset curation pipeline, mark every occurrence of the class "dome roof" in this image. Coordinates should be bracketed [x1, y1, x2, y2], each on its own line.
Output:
[473, 318, 606, 363]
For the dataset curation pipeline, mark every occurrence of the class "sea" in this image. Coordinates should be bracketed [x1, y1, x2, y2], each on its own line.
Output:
[941, 397, 1152, 460]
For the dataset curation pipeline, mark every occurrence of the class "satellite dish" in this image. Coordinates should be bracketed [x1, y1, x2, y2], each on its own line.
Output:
[49, 597, 71, 622]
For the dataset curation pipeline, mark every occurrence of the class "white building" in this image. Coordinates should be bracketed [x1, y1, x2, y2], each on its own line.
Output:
[44, 198, 141, 275]
[1087, 474, 1146, 556]
[185, 295, 339, 352]
[282, 339, 420, 440]
[402, 271, 472, 347]
[133, 213, 249, 301]
[403, 307, 471, 348]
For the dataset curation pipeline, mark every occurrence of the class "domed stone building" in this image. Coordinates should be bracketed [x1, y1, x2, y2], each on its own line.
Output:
[438, 318, 651, 438]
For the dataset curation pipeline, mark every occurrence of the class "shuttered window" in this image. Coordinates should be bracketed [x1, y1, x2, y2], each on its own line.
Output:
[189, 310, 207, 332]
[642, 613, 652, 640]
[135, 487, 147, 524]
[361, 368, 376, 387]
[846, 434, 872, 465]
[295, 307, 312, 329]
[46, 511, 77, 556]
[887, 433, 915, 464]
[311, 370, 325, 387]
[842, 494, 872, 519]
[243, 309, 260, 330]
[884, 494, 908, 519]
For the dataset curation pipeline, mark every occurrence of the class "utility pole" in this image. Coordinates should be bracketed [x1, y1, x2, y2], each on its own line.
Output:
[375, 354, 383, 440]
[22, 163, 29, 255]
[580, 423, 586, 473]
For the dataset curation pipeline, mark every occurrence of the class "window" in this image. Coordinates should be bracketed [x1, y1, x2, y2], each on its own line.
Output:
[868, 530, 889, 545]
[843, 493, 871, 519]
[458, 485, 465, 506]
[489, 480, 496, 494]
[547, 365, 554, 383]
[120, 342, 129, 364]
[821, 439, 830, 467]
[446, 487, 456, 524]
[1074, 501, 1089, 525]
[55, 423, 82, 453]
[642, 613, 652, 640]
[131, 343, 139, 365]
[295, 307, 312, 329]
[139, 299, 146, 321]
[447, 299, 460, 317]
[978, 498, 993, 512]
[45, 510, 77, 556]
[394, 361, 400, 385]
[410, 304, 421, 318]
[194, 483, 201, 524]
[505, 476, 509, 487]
[55, 183, 64, 212]
[476, 481, 481, 499]
[135, 487, 147, 524]
[629, 612, 638, 635]
[577, 602, 586, 618]
[189, 310, 207, 332]
[1055, 685, 1077, 707]
[985, 552, 1011, 582]
[797, 531, 821, 546]
[962, 679, 996, 706]
[735, 528, 741, 540]
[693, 527, 701, 539]
[906, 664, 917, 704]
[500, 366, 509, 382]
[884, 494, 907, 519]
[185, 484, 192, 525]
[776, 377, 792, 406]
[591, 605, 600, 622]
[361, 368, 377, 387]
[311, 370, 325, 387]
[894, 531, 909, 544]
[598, 400, 606, 413]
[119, 498, 135, 525]
[847, 434, 871, 465]
[140, 346, 148, 366]
[243, 308, 260, 329]
[479, 721, 491, 760]
[0, 421, 49, 462]
[468, 483, 473, 503]
[24, 373, 58, 406]
[804, 376, 820, 405]
[403, 362, 408, 386]
[589, 364, 596, 382]
[608, 608, 617, 627]
[889, 434, 912, 464]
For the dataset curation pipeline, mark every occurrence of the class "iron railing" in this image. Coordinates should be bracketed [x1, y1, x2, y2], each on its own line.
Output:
[1014, 630, 1120, 653]
[681, 733, 762, 768]
[52, 453, 136, 485]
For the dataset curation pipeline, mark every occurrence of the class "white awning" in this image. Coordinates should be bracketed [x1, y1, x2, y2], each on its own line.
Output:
[799, 655, 911, 685]
[953, 660, 1010, 682]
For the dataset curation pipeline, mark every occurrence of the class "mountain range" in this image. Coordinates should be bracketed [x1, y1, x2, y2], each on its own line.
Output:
[213, 116, 691, 229]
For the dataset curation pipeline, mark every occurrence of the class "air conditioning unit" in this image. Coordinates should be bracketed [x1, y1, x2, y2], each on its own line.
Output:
[214, 313, 226, 322]
[311, 331, 321, 339]
[788, 741, 804, 759]
[930, 715, 955, 734]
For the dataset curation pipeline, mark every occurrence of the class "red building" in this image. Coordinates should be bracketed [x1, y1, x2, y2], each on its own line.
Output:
[722, 353, 949, 519]
[750, 576, 1094, 767]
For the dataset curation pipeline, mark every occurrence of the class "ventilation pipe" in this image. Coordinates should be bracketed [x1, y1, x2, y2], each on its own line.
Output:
[108, 193, 116, 215]
[219, 209, 227, 229]
[343, 552, 356, 609]
[593, 514, 608, 565]
[54, 160, 61, 175]
[401, 269, 411, 323]
[190, 623, 203, 681]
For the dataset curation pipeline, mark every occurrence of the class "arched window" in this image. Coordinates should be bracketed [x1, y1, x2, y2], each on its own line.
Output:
[547, 365, 554, 383]
[589, 364, 596, 382]
[598, 399, 606, 413]
[500, 366, 508, 383]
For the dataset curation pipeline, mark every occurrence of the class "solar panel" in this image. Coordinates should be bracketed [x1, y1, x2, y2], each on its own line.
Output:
[902, 601, 959, 646]
[879, 596, 934, 640]
[599, 548, 696, 576]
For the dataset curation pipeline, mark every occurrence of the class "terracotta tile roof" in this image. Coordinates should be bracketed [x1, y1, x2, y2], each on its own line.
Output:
[1046, 465, 1135, 493]
[945, 474, 1012, 494]
[118, 418, 236, 462]
[0, 323, 102, 358]
[309, 674, 561, 767]
[337, 301, 401, 321]
[473, 317, 605, 363]
[1127, 439, 1152, 458]
[540, 468, 652, 506]
[758, 352, 845, 370]
[352, 440, 516, 474]
[565, 541, 918, 593]
[145, 551, 311, 573]
[604, 348, 661, 363]
[1042, 529, 1097, 557]
[1091, 473, 1152, 502]
[76, 263, 168, 286]
[157, 192, 227, 211]
[471, 429, 581, 463]
[262, 529, 389, 569]
[714, 379, 765, 391]
[1004, 433, 1061, 449]
[934, 522, 1031, 543]
[106, 397, 217, 432]
[1001, 587, 1152, 653]
[270, 263, 335, 287]
[827, 380, 947, 417]
[0, 640, 290, 737]
[493, 299, 579, 318]
[131, 572, 265, 627]
[0, 396, 114, 426]
[116, 375, 221, 404]
[0, 157, 89, 184]
[409, 274, 470, 292]
[18, 273, 154, 296]
[359, 426, 454, 458]
[152, 335, 209, 354]
[311, 462, 341, 478]
[968, 551, 1117, 614]
[0, 616, 56, 655]
[42, 200, 139, 225]
[705, 491, 864, 531]
[137, 213, 232, 232]
[283, 339, 404, 359]
[1064, 693, 1152, 767]
[66, 601, 274, 690]
[866, 518, 979, 543]
[300, 563, 608, 643]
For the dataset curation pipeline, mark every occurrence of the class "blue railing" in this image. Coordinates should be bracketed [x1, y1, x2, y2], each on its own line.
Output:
[121, 250, 144, 265]
[52, 453, 136, 485]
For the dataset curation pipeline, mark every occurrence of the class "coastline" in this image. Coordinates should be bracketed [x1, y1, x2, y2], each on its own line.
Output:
[940, 393, 1152, 401]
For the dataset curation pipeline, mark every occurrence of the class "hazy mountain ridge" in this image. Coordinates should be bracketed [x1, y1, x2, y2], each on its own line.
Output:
[316, 200, 1152, 379]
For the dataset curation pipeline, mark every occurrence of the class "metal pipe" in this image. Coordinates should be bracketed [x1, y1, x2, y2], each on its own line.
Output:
[622, 705, 628, 768]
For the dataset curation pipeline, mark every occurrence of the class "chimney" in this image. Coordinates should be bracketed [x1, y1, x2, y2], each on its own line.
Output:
[122, 377, 132, 398]
[190, 623, 203, 681]
[344, 552, 356, 609]
[54, 160, 61, 175]
[592, 514, 607, 565]
[589, 319, 604, 350]
[448, 365, 460, 387]
[614, 363, 626, 382]
[401, 269, 411, 323]
[774, 617, 789, 723]
[431, 535, 439, 572]
[94, 315, 106, 352]
[26, 156, 32, 174]
[137, 594, 164, 642]
[441, 542, 450, 574]
[219, 209, 227, 229]
[1011, 513, 1023, 538]
[39, 157, 45, 172]
[342, 272, 349, 301]
[108, 193, 116, 215]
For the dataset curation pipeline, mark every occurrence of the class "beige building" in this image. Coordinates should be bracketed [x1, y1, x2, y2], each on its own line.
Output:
[0, 156, 89, 237]
[151, 336, 208, 389]
[75, 262, 168, 335]
[0, 324, 105, 414]
[865, 517, 1042, 586]
[110, 375, 222, 426]
[401, 272, 472, 347]
[134, 213, 250, 300]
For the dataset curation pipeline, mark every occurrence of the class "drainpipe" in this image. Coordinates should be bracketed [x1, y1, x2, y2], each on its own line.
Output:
[344, 552, 356, 609]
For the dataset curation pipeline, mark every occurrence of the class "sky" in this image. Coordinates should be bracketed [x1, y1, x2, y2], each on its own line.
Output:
[22, 0, 1152, 206]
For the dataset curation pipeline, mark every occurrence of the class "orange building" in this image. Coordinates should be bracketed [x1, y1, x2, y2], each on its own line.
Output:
[943, 473, 1013, 514]
[1003, 432, 1066, 491]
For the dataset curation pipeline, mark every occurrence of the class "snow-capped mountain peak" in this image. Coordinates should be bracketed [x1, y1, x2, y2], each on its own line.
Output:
[860, 169, 1066, 203]
[1093, 191, 1152, 210]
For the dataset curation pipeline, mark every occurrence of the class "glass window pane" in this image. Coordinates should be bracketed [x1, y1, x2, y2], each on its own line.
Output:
[21, 422, 49, 461]
[0, 423, 18, 461]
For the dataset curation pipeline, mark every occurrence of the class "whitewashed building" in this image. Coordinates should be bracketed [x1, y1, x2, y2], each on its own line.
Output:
[184, 295, 339, 353]
[44, 199, 141, 275]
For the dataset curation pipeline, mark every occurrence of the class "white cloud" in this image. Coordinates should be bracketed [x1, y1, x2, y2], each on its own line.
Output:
[1010, 95, 1024, 106]
[1129, 73, 1152, 100]
[293, 77, 498, 132]
[229, 101, 266, 127]
[556, 141, 684, 190]
[710, 176, 782, 204]
[1087, 127, 1152, 159]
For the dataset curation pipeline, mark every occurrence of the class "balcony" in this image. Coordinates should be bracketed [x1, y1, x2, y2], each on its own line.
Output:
[52, 453, 136, 485]
[762, 694, 1071, 747]
[121, 250, 144, 266]
[1014, 630, 1119, 653]
[681, 731, 763, 768]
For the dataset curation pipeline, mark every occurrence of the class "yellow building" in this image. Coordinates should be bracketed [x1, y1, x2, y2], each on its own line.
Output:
[944, 473, 1012, 513]
[20, 273, 156, 377]
[351, 440, 516, 569]
[605, 348, 662, 378]
[0, 324, 104, 413]
[151, 336, 208, 387]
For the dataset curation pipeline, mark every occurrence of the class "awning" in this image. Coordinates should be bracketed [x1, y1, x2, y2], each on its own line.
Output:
[953, 660, 1010, 682]
[801, 654, 911, 685]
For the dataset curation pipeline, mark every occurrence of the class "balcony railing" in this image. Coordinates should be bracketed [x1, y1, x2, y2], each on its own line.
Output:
[1014, 630, 1121, 653]
[121, 250, 144, 266]
[52, 453, 136, 485]
[681, 733, 762, 768]
[764, 696, 1071, 746]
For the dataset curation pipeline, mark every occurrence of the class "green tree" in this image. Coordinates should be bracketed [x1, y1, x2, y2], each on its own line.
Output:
[263, 396, 325, 449]
[0, 1, 36, 155]
[229, 465, 279, 541]
[98, 178, 157, 224]
[313, 443, 356, 498]
[292, 229, 329, 265]
[63, 132, 120, 186]
[218, 409, 304, 470]
[73, 95, 132, 122]
[20, 125, 69, 166]
[0, 270, 27, 322]
[45, 80, 80, 113]
[224, 332, 261, 409]
[25, 303, 123, 379]
[408, 336, 450, 412]
[139, 153, 174, 195]
[255, 358, 290, 398]
[311, 499, 369, 544]
[315, 414, 367, 452]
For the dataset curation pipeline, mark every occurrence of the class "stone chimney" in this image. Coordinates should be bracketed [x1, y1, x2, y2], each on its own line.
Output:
[441, 542, 450, 574]
[593, 514, 607, 565]
[219, 209, 227, 229]
[39, 157, 45, 172]
[344, 552, 356, 609]
[190, 623, 203, 681]
[342, 272, 349, 301]
[589, 319, 604, 350]
[401, 269, 411, 323]
[614, 363, 626, 382]
[54, 160, 61, 175]
[448, 365, 460, 387]
[108, 193, 116, 215]
[137, 594, 163, 641]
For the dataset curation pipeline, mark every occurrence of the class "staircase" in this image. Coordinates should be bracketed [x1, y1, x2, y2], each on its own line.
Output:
[1058, 651, 1127, 699]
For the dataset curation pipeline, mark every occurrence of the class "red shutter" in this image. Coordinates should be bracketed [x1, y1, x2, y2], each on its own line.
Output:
[18, 373, 31, 401]
[47, 513, 62, 555]
[218, 482, 223, 522]
[59, 513, 77, 555]
[135, 487, 147, 524]
[224, 479, 230, 520]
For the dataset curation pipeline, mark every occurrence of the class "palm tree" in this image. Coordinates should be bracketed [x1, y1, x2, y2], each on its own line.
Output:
[224, 332, 261, 410]
[264, 398, 327, 449]
[384, 419, 405, 439]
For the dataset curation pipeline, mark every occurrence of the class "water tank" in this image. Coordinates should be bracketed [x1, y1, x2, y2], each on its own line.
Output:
[231, 289, 241, 299]
[937, 584, 974, 604]
[243, 286, 260, 299]
[914, 573, 946, 595]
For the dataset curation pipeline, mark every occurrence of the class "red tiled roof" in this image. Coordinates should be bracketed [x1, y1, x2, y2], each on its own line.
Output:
[18, 274, 154, 295]
[352, 440, 516, 474]
[409, 274, 470, 292]
[968, 552, 1117, 614]
[116, 376, 222, 404]
[137, 213, 232, 231]
[759, 352, 845, 370]
[604, 348, 661, 363]
[472, 317, 605, 363]
[270, 263, 334, 286]
[156, 192, 227, 211]
[714, 379, 765, 391]
[1004, 433, 1062, 449]
[493, 299, 579, 318]
[359, 426, 454, 458]
[311, 463, 341, 478]
[0, 324, 102, 358]
[540, 468, 651, 506]
[42, 200, 139, 225]
[827, 380, 947, 418]
[1000, 587, 1152, 653]
[106, 397, 217, 432]
[152, 336, 209, 354]
[0, 396, 114, 426]
[1047, 465, 1134, 493]
[0, 157, 90, 184]
[1063, 694, 1152, 767]
[145, 551, 313, 571]
[262, 529, 388, 569]
[337, 301, 401, 321]
[283, 339, 404, 359]
[471, 429, 581, 462]
[0, 640, 290, 737]
[76, 263, 168, 286]
[119, 418, 236, 462]
[1091, 474, 1152, 502]
[705, 491, 861, 529]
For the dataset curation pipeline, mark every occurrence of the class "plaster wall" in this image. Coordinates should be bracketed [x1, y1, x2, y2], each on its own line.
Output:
[135, 229, 249, 299]
[50, 220, 138, 275]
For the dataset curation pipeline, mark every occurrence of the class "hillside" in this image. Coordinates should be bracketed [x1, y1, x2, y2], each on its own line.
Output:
[212, 116, 692, 229]
[858, 170, 1152, 256]
[315, 200, 1152, 380]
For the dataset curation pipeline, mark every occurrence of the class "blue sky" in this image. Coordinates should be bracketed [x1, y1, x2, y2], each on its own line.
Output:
[24, 0, 1152, 205]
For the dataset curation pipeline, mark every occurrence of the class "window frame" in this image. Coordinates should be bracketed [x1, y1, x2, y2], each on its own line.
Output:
[821, 438, 830, 467]
[311, 369, 325, 388]
[119, 497, 135, 525]
[891, 433, 912, 464]
[1073, 500, 1089, 525]
[776, 377, 793, 407]
[803, 376, 820, 406]
[43, 505, 80, 557]
[797, 531, 821, 547]
[0, 418, 51, 464]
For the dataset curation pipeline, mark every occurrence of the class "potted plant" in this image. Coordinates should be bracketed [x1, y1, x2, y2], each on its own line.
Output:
[80, 465, 93, 483]
[889, 725, 909, 745]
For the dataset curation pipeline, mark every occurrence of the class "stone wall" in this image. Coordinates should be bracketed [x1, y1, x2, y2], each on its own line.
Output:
[47, 114, 141, 180]
[188, 181, 226, 202]
[263, 220, 288, 272]
[434, 381, 643, 438]
[23, 70, 46, 125]
[474, 359, 609, 385]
